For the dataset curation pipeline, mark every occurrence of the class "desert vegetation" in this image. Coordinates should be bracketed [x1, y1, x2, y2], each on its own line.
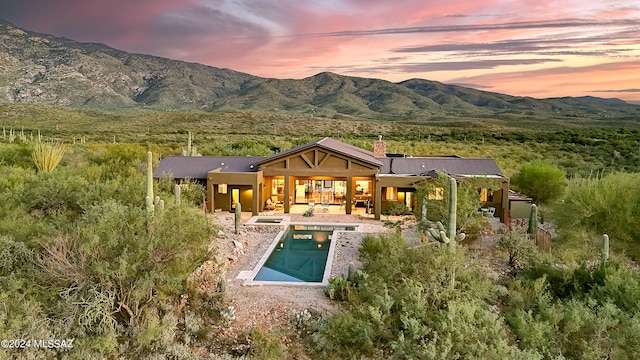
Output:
[1, 104, 640, 358]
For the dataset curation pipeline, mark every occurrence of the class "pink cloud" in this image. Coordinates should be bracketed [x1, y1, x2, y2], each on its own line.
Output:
[2, 0, 640, 101]
[449, 61, 640, 101]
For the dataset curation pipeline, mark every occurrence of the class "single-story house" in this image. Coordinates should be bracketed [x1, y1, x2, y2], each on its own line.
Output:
[154, 137, 510, 221]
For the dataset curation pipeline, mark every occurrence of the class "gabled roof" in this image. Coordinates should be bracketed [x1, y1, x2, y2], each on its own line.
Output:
[154, 156, 262, 179]
[379, 157, 504, 177]
[255, 137, 384, 167]
[153, 139, 505, 180]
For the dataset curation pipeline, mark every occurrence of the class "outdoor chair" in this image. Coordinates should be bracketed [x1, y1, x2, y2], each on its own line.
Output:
[265, 197, 276, 210]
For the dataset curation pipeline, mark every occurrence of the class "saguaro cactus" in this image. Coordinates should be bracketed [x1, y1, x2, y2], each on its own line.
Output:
[601, 234, 609, 265]
[234, 202, 242, 234]
[347, 262, 357, 282]
[446, 177, 457, 243]
[429, 177, 465, 246]
[146, 151, 154, 215]
[421, 195, 428, 223]
[527, 204, 538, 234]
[174, 184, 181, 205]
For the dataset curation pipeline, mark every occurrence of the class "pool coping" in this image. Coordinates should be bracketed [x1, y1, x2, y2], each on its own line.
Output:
[245, 215, 291, 227]
[240, 222, 363, 287]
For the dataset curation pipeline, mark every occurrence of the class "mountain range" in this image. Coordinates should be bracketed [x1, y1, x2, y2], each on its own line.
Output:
[1, 19, 639, 120]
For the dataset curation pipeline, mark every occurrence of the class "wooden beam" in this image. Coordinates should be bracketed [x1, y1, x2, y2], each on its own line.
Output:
[299, 153, 315, 168]
[318, 152, 332, 168]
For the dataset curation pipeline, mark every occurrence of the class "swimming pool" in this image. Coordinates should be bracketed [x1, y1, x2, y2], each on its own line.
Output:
[245, 223, 361, 286]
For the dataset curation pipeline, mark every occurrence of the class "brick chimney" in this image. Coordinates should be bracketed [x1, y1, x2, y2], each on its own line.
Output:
[373, 135, 386, 158]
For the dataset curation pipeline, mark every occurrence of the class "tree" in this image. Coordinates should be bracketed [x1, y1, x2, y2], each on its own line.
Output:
[512, 160, 566, 204]
[416, 172, 493, 231]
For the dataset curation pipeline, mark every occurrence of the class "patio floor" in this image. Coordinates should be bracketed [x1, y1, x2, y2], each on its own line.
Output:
[261, 203, 372, 216]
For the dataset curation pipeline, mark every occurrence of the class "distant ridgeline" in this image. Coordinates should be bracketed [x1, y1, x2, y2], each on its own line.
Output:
[1, 19, 640, 119]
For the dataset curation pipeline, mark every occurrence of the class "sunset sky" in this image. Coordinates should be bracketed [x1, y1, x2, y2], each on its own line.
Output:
[2, 0, 640, 103]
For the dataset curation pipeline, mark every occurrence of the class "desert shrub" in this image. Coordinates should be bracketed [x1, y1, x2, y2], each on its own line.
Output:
[314, 311, 377, 358]
[384, 201, 410, 216]
[0, 235, 36, 276]
[315, 232, 506, 358]
[417, 300, 537, 360]
[248, 327, 289, 360]
[157, 176, 206, 207]
[324, 277, 351, 302]
[461, 214, 491, 242]
[0, 142, 34, 168]
[88, 143, 146, 179]
[505, 260, 640, 358]
[497, 226, 539, 271]
[35, 200, 212, 356]
[590, 263, 640, 313]
[507, 295, 638, 359]
[0, 236, 55, 356]
[22, 170, 89, 222]
[551, 172, 640, 258]
[512, 160, 566, 204]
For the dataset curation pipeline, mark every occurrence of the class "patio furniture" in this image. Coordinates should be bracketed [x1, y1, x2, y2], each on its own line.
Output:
[271, 195, 283, 211]
[488, 207, 496, 216]
[265, 198, 275, 210]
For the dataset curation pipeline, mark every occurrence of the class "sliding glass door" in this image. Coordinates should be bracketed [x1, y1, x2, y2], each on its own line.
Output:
[294, 180, 346, 204]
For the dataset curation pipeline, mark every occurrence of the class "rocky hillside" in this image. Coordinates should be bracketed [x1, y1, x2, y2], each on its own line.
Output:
[1, 19, 639, 119]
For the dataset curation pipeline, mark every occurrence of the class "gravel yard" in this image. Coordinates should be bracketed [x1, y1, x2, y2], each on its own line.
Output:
[196, 211, 395, 340]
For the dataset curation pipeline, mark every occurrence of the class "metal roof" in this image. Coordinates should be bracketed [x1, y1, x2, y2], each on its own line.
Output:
[154, 156, 263, 179]
[153, 139, 505, 180]
[256, 137, 384, 167]
[379, 157, 504, 177]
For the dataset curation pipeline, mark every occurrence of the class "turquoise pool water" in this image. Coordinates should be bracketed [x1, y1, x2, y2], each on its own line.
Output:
[253, 224, 355, 282]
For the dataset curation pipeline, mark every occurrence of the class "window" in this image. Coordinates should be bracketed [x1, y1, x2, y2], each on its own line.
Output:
[218, 183, 227, 194]
[479, 188, 493, 202]
[271, 178, 284, 195]
[384, 187, 398, 200]
[355, 180, 371, 195]
[428, 187, 444, 200]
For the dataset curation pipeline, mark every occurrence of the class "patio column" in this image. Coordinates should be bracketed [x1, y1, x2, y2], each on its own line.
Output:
[283, 175, 291, 213]
[374, 176, 382, 220]
[208, 183, 215, 213]
[345, 176, 353, 214]
[251, 182, 260, 216]
[500, 179, 509, 223]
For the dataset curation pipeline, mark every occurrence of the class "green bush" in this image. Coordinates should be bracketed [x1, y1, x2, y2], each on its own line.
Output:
[513, 160, 566, 204]
[0, 143, 34, 168]
[30, 200, 212, 357]
[315, 232, 505, 358]
[551, 172, 640, 259]
[497, 226, 539, 271]
[505, 260, 640, 358]
[248, 328, 289, 360]
[157, 176, 206, 207]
